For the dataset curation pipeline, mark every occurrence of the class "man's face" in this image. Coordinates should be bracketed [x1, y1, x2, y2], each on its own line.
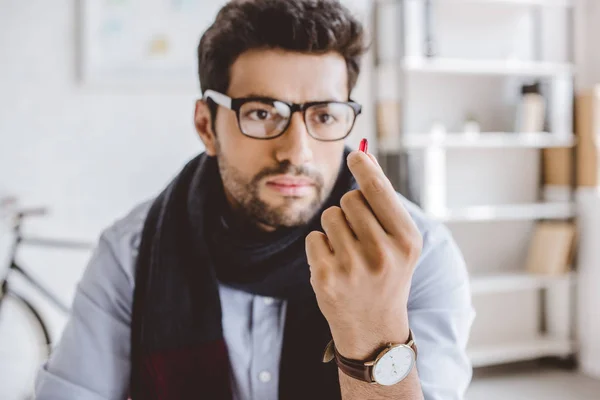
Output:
[196, 49, 351, 230]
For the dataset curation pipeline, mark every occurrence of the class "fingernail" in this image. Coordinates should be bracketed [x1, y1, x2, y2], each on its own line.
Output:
[358, 138, 368, 153]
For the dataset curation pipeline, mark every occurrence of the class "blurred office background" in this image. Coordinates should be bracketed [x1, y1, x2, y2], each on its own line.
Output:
[1, 0, 600, 399]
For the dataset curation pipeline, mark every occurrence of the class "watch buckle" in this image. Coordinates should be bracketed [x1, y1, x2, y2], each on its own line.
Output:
[322, 339, 335, 363]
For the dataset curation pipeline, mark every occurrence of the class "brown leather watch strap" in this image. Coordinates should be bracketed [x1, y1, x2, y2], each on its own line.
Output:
[333, 346, 376, 382]
[322, 330, 418, 384]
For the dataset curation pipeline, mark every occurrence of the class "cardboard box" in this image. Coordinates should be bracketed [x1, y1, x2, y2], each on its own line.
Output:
[543, 147, 572, 186]
[526, 222, 576, 276]
[542, 145, 573, 202]
[575, 87, 600, 187]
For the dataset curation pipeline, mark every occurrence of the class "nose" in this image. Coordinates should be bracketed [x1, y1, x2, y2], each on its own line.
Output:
[274, 112, 314, 166]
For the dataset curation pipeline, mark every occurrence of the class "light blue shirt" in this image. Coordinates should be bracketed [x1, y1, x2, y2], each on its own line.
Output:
[35, 197, 475, 400]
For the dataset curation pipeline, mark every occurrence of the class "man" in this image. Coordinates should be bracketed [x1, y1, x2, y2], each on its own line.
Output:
[35, 0, 474, 399]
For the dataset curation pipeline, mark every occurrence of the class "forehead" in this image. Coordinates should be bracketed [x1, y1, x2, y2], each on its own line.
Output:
[227, 49, 349, 103]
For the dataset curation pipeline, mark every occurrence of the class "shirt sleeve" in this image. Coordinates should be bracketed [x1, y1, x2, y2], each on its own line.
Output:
[35, 229, 136, 400]
[408, 224, 475, 400]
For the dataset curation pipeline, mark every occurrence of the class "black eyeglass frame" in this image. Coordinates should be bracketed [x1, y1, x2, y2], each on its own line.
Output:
[203, 89, 362, 142]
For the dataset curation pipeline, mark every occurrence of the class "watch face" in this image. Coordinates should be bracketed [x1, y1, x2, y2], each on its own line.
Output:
[372, 345, 415, 386]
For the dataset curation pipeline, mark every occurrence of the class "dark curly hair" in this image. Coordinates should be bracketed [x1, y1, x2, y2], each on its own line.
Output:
[198, 0, 367, 100]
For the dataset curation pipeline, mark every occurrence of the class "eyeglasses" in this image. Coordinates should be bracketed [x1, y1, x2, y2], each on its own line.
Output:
[203, 90, 362, 142]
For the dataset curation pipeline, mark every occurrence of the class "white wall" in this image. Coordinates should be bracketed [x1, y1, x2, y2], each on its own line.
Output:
[0, 0, 205, 350]
[577, 189, 600, 379]
[0, 0, 206, 240]
[575, 0, 600, 380]
[576, 0, 600, 89]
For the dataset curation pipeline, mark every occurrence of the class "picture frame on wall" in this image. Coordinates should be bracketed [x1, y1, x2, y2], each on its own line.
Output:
[78, 0, 224, 90]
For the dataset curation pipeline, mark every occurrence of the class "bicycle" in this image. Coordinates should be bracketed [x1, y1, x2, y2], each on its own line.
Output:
[0, 198, 93, 400]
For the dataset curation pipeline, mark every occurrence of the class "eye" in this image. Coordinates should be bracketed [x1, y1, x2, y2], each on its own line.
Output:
[246, 109, 272, 121]
[315, 112, 336, 125]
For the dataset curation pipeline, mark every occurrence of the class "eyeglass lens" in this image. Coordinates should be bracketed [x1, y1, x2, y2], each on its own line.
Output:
[238, 100, 355, 140]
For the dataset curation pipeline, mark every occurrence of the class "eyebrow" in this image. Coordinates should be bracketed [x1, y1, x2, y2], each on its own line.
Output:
[244, 92, 276, 99]
[243, 93, 281, 101]
[241, 93, 346, 103]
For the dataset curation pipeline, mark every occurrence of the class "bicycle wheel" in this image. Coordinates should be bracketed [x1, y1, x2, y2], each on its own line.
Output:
[0, 291, 51, 400]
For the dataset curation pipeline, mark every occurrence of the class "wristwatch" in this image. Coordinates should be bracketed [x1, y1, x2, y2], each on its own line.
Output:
[322, 330, 418, 386]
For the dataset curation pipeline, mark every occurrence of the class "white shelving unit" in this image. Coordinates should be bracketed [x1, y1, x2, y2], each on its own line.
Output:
[375, 0, 573, 6]
[469, 336, 575, 368]
[470, 271, 575, 295]
[402, 57, 574, 76]
[428, 202, 576, 222]
[430, 0, 573, 7]
[379, 132, 576, 150]
[372, 0, 577, 368]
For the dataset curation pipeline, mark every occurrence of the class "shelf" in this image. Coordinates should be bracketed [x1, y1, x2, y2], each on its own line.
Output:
[427, 202, 576, 222]
[376, 0, 573, 6]
[471, 271, 575, 295]
[469, 336, 575, 368]
[432, 0, 573, 7]
[400, 57, 574, 77]
[379, 132, 576, 150]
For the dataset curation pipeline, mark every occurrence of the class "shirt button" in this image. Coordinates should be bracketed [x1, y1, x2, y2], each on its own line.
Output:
[263, 297, 275, 306]
[258, 370, 272, 383]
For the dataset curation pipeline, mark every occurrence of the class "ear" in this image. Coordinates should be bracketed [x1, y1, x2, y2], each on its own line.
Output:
[194, 99, 217, 156]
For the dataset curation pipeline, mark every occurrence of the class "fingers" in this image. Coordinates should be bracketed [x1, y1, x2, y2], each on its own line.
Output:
[320, 206, 357, 254]
[306, 231, 333, 266]
[367, 152, 380, 167]
[347, 151, 414, 238]
[340, 190, 386, 246]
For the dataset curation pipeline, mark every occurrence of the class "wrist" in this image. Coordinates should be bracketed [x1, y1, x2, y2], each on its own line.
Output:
[331, 315, 410, 360]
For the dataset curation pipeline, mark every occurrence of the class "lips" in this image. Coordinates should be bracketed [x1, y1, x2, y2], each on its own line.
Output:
[265, 175, 316, 197]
